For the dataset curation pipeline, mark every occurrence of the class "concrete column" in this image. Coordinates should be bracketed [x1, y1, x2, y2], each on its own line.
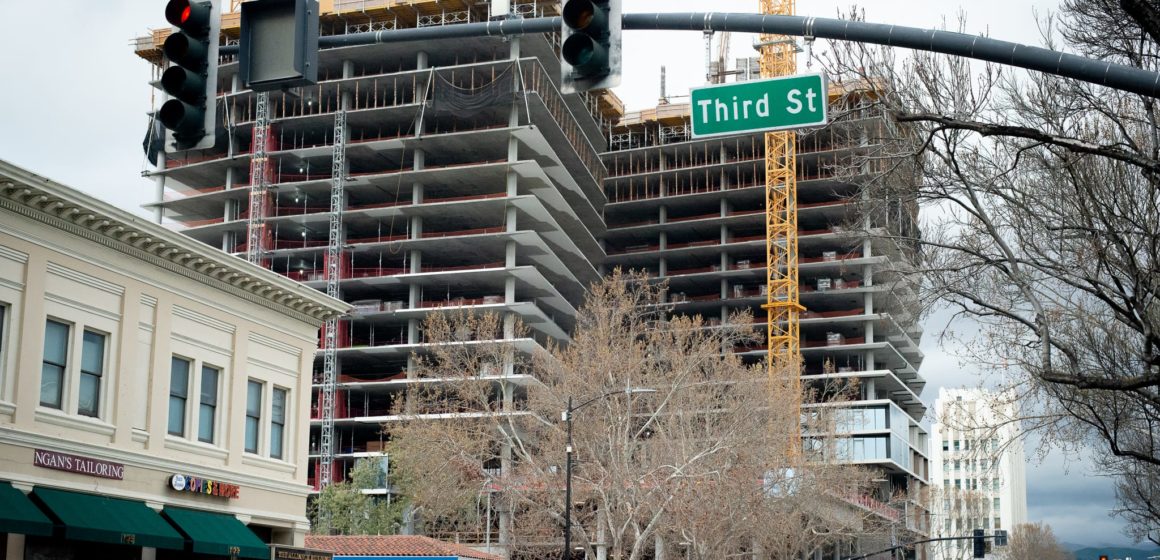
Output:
[141, 547, 157, 560]
[866, 320, 875, 343]
[658, 151, 668, 197]
[409, 149, 425, 281]
[506, 205, 518, 233]
[416, 51, 429, 70]
[225, 324, 250, 466]
[509, 36, 521, 59]
[6, 532, 24, 560]
[12, 253, 46, 426]
[112, 285, 141, 445]
[153, 176, 166, 224]
[864, 378, 877, 400]
[408, 211, 422, 343]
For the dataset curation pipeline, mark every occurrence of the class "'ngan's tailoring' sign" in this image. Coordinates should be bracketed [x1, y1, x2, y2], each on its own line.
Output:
[34, 449, 124, 480]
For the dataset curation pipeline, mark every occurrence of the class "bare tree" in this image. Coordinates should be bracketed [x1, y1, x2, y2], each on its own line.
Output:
[816, 2, 1160, 544]
[998, 522, 1073, 560]
[385, 271, 889, 559]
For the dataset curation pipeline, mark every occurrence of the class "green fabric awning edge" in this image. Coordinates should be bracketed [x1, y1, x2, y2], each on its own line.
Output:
[0, 482, 53, 537]
[31, 487, 184, 550]
[162, 506, 270, 559]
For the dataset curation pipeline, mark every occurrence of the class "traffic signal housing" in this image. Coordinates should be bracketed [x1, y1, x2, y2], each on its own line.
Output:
[559, 0, 621, 93]
[972, 529, 986, 558]
[159, 0, 221, 152]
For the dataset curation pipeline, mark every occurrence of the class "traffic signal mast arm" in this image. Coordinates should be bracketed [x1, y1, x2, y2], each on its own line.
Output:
[219, 13, 1160, 99]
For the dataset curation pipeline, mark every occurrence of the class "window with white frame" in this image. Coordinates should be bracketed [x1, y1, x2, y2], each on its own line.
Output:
[169, 357, 191, 436]
[270, 387, 287, 459]
[198, 365, 219, 444]
[77, 330, 106, 417]
[41, 320, 70, 409]
[245, 380, 262, 454]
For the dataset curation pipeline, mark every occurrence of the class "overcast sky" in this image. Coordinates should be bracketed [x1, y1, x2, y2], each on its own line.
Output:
[0, 0, 1139, 548]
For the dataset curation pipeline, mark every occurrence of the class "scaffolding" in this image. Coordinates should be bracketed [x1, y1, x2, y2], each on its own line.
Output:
[247, 92, 272, 265]
[317, 80, 349, 489]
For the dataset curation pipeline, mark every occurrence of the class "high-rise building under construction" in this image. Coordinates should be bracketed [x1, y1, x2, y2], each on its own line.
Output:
[135, 1, 928, 556]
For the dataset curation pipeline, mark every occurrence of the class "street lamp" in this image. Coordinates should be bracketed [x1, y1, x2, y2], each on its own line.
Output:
[562, 387, 657, 560]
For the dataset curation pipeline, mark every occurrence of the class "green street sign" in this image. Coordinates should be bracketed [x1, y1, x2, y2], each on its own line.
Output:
[690, 72, 828, 138]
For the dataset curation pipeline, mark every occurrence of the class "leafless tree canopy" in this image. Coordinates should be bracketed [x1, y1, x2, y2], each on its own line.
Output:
[816, 2, 1160, 545]
[998, 522, 1073, 560]
[386, 271, 886, 559]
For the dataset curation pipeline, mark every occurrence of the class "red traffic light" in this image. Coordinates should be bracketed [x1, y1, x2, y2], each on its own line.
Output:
[165, 0, 211, 33]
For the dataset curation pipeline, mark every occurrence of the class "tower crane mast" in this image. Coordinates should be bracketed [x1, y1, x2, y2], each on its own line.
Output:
[758, 0, 803, 441]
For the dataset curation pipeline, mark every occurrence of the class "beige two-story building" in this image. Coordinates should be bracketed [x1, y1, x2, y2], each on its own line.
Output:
[0, 159, 349, 560]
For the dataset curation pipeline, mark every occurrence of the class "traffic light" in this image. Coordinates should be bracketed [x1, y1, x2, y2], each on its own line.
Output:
[972, 529, 986, 558]
[159, 0, 221, 152]
[559, 0, 621, 93]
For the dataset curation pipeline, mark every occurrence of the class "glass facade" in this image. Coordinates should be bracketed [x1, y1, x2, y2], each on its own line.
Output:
[827, 402, 915, 472]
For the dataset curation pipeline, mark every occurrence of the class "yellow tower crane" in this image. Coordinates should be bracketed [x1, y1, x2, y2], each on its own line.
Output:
[758, 0, 804, 443]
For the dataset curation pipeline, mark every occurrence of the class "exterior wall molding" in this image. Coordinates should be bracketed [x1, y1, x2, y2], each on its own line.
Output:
[45, 261, 126, 296]
[173, 304, 238, 335]
[33, 408, 118, 437]
[43, 292, 122, 323]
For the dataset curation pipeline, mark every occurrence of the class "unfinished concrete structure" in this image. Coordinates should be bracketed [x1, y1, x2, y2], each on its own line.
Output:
[136, 1, 928, 555]
[603, 88, 930, 555]
[135, 0, 620, 493]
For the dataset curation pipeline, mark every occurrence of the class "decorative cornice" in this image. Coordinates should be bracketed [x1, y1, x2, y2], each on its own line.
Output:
[0, 162, 350, 324]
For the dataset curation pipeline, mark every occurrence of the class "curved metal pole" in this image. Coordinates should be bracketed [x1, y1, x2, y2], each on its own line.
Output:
[221, 13, 1160, 98]
[623, 13, 1160, 98]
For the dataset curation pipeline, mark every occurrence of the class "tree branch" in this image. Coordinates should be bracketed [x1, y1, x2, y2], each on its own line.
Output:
[894, 112, 1160, 173]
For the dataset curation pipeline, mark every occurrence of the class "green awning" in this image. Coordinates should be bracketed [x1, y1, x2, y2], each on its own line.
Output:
[162, 506, 269, 559]
[0, 482, 53, 536]
[31, 487, 183, 550]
